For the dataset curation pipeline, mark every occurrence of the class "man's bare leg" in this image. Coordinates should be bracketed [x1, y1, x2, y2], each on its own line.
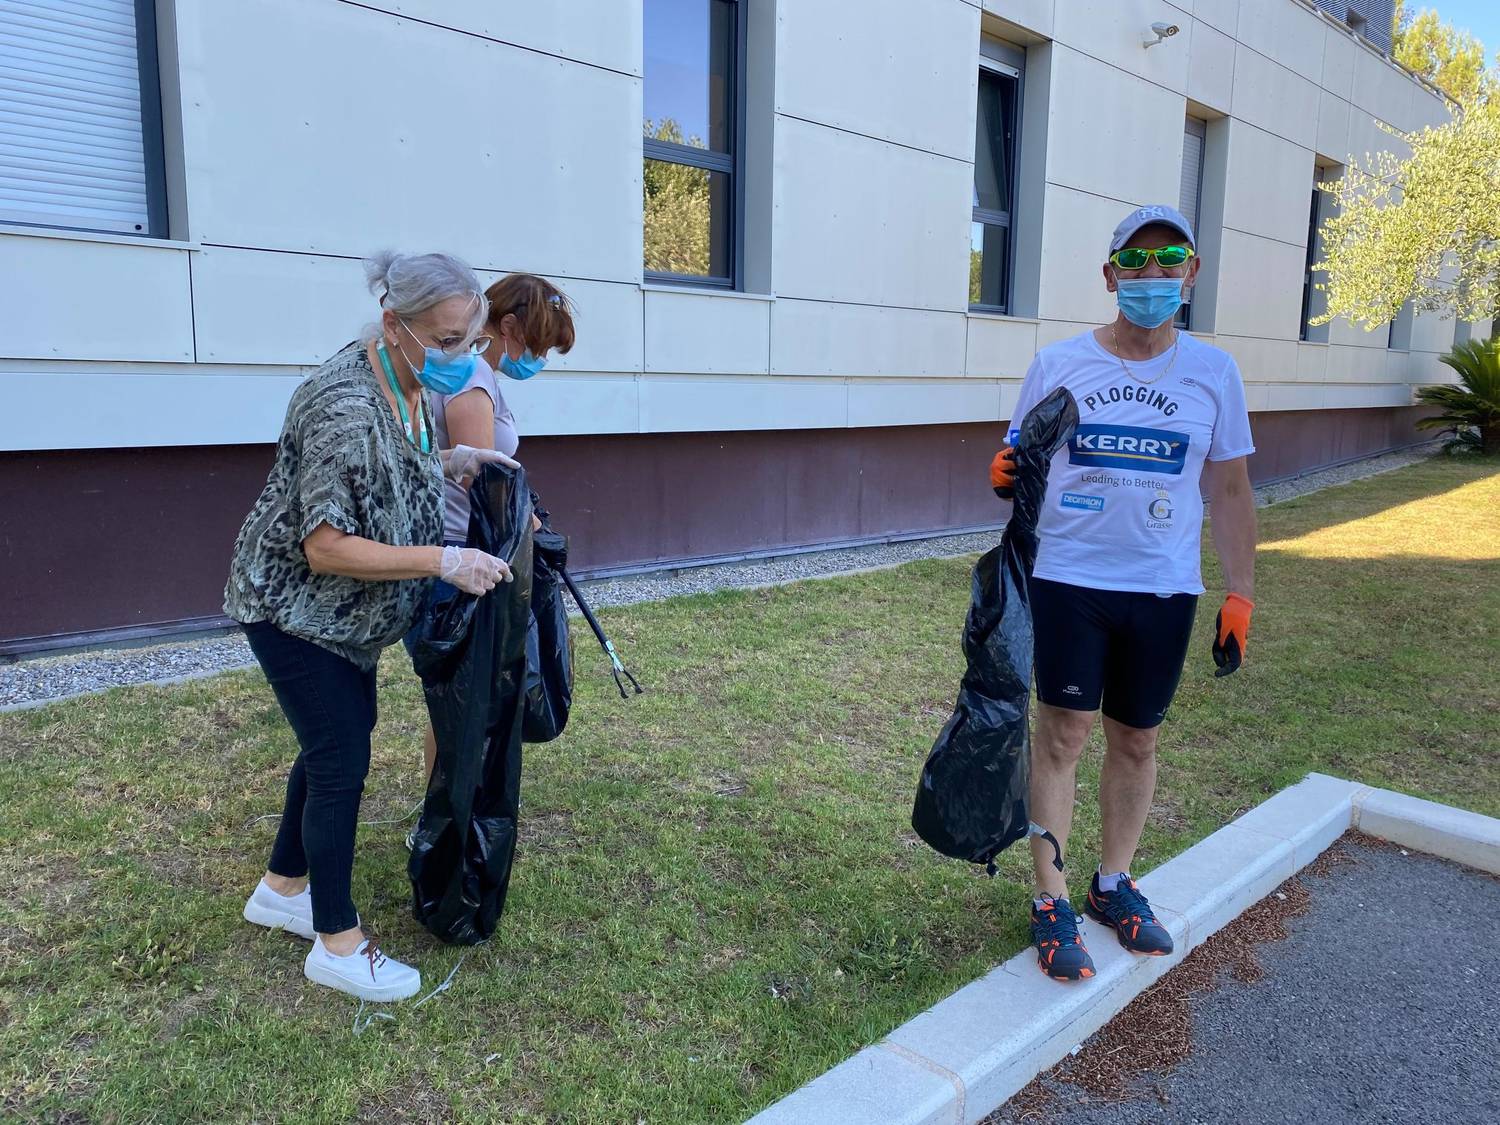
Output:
[1097, 715, 1160, 877]
[1028, 702, 1096, 899]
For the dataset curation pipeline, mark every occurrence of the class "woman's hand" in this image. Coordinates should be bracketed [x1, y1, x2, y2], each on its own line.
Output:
[439, 545, 513, 594]
[442, 444, 520, 487]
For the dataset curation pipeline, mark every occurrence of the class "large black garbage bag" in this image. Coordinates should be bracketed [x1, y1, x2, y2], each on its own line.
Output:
[522, 520, 573, 743]
[911, 387, 1079, 872]
[409, 462, 534, 945]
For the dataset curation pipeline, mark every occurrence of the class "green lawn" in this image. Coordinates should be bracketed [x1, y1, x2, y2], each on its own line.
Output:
[1, 457, 1496, 1123]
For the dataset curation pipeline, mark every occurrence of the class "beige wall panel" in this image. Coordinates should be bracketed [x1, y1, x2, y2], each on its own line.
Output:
[983, 0, 1055, 38]
[1235, 0, 1325, 83]
[1187, 19, 1236, 113]
[176, 0, 641, 281]
[644, 291, 770, 375]
[637, 376, 847, 432]
[1320, 28, 1357, 100]
[1214, 333, 1299, 384]
[770, 299, 968, 378]
[1296, 343, 1329, 383]
[1051, 0, 1190, 91]
[2, 235, 193, 362]
[1046, 49, 1186, 204]
[777, 0, 981, 161]
[1, 370, 299, 449]
[338, 0, 642, 74]
[1206, 230, 1305, 340]
[772, 118, 972, 310]
[503, 373, 640, 436]
[1036, 187, 1136, 326]
[1192, 0, 1240, 36]
[1221, 122, 1314, 247]
[1316, 90, 1353, 162]
[191, 248, 369, 365]
[1230, 45, 1320, 149]
[965, 315, 1041, 378]
[846, 379, 1004, 428]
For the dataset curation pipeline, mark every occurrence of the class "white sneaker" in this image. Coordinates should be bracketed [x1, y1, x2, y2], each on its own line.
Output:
[243, 878, 314, 940]
[304, 936, 421, 1002]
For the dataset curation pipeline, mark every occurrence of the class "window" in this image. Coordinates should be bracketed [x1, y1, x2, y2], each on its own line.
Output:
[970, 44, 1023, 312]
[1175, 118, 1207, 329]
[1387, 300, 1413, 351]
[1344, 8, 1368, 38]
[643, 0, 744, 287]
[1300, 186, 1326, 341]
[0, 0, 167, 237]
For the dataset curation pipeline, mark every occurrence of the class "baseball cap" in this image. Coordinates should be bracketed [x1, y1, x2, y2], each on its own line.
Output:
[1109, 204, 1196, 255]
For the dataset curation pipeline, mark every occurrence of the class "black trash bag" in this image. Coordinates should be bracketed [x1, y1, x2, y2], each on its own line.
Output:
[408, 461, 534, 945]
[522, 517, 573, 744]
[911, 386, 1079, 873]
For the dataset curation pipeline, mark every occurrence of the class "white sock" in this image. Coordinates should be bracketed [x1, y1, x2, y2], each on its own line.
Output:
[1097, 868, 1129, 893]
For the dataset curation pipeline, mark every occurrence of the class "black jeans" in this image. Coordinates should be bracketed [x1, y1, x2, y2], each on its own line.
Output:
[244, 621, 377, 934]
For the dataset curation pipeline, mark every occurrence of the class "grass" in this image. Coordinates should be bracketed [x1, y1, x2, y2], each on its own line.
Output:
[1, 456, 1496, 1123]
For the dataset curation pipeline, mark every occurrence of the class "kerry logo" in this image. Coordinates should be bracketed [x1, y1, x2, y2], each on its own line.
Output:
[1067, 424, 1190, 474]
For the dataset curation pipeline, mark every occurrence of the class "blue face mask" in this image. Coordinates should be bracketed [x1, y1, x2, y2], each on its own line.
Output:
[499, 348, 548, 381]
[399, 320, 479, 395]
[1114, 277, 1186, 328]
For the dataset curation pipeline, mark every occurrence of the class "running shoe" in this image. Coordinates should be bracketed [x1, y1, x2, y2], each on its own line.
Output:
[1031, 895, 1096, 981]
[1084, 872, 1174, 955]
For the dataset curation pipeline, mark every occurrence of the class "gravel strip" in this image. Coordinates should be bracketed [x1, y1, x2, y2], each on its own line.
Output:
[0, 443, 1445, 711]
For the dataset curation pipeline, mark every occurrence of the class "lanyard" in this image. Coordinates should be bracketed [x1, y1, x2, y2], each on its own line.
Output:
[375, 342, 431, 454]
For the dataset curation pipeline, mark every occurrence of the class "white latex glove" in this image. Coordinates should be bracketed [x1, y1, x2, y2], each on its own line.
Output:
[439, 546, 513, 595]
[442, 444, 520, 486]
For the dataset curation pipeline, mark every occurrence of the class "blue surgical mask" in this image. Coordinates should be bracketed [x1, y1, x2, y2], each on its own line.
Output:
[499, 348, 547, 381]
[399, 320, 478, 395]
[1114, 278, 1186, 328]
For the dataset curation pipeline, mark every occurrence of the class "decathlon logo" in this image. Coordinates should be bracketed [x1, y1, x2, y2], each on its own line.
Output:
[1067, 424, 1190, 475]
[1060, 492, 1106, 512]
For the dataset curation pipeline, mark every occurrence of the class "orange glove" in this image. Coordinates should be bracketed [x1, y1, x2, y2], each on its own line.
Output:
[1212, 593, 1254, 678]
[989, 446, 1017, 500]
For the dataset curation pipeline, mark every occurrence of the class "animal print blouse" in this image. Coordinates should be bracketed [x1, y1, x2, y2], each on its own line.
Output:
[224, 341, 443, 670]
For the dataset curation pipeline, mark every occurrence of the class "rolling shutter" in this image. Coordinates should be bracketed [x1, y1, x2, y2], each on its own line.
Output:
[1179, 118, 1206, 232]
[0, 0, 158, 234]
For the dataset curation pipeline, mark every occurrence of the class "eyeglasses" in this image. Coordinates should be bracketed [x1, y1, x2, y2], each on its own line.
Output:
[1109, 245, 1194, 270]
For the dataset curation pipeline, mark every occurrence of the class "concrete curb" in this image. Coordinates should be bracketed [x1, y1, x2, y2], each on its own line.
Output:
[747, 774, 1500, 1125]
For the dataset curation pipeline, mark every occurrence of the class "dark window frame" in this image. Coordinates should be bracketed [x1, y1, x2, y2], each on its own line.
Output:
[642, 0, 747, 290]
[1299, 186, 1322, 341]
[969, 41, 1024, 314]
[1, 0, 169, 239]
[1174, 116, 1207, 330]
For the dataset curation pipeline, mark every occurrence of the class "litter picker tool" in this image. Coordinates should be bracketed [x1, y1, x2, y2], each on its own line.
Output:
[559, 568, 643, 699]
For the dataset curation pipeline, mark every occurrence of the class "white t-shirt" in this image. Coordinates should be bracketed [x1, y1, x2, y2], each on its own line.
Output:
[1010, 330, 1255, 596]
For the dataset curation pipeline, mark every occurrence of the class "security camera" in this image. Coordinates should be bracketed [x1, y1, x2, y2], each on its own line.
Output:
[1142, 22, 1180, 48]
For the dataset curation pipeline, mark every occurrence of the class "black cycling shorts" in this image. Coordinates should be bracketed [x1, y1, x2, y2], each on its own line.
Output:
[1030, 576, 1198, 730]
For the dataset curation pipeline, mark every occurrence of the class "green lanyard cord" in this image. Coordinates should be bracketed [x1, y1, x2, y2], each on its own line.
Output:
[375, 342, 431, 454]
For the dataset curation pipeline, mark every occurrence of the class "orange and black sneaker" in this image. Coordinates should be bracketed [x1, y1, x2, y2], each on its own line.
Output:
[1030, 896, 1095, 981]
[1084, 872, 1174, 955]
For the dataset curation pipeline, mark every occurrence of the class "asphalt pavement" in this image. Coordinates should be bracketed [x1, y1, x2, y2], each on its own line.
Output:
[996, 837, 1500, 1124]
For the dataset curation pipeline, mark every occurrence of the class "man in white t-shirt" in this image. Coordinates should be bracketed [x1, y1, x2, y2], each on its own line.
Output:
[989, 204, 1258, 982]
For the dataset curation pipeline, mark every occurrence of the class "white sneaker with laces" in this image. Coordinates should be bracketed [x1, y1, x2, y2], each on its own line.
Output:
[242, 877, 314, 940]
[304, 936, 421, 1002]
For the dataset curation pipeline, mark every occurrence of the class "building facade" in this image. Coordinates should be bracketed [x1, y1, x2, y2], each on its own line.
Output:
[0, 0, 1478, 652]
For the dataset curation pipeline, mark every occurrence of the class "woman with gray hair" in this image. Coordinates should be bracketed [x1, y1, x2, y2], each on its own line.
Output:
[226, 251, 516, 1001]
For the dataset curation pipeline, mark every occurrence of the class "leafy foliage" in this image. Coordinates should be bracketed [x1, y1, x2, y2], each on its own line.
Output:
[1313, 89, 1500, 328]
[643, 118, 713, 277]
[1393, 1, 1493, 103]
[1417, 336, 1500, 454]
